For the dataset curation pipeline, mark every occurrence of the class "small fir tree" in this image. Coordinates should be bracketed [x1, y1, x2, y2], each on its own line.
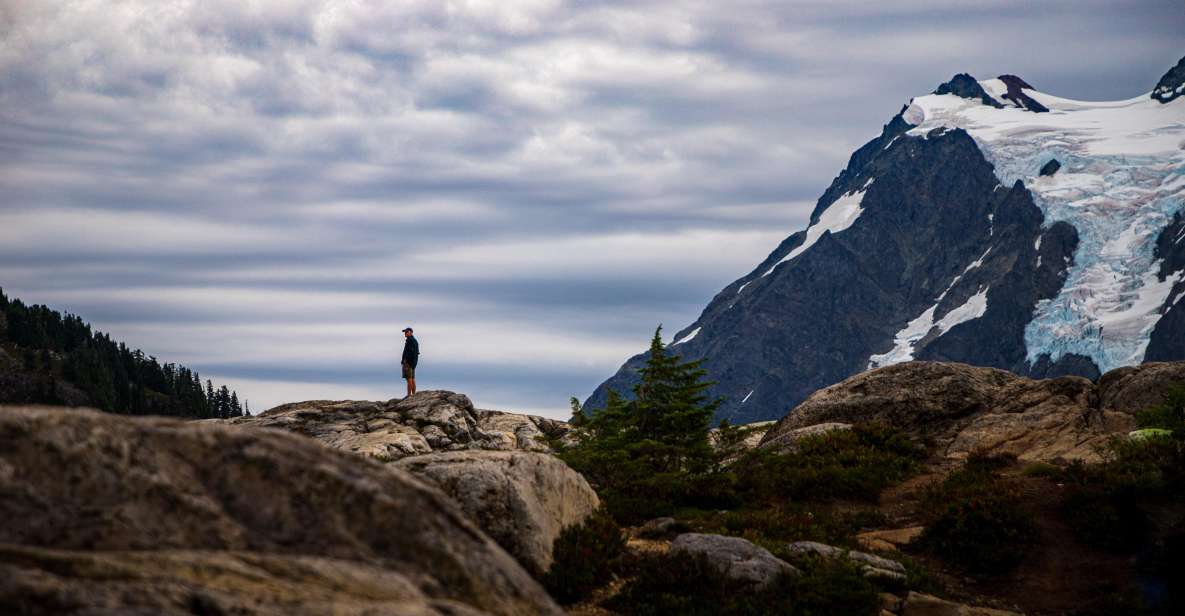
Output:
[560, 326, 720, 521]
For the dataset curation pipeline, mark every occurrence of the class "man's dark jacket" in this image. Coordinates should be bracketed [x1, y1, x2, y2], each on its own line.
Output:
[402, 336, 419, 368]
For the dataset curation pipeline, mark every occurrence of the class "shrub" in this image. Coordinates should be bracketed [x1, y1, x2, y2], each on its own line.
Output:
[916, 458, 1038, 574]
[687, 505, 888, 549]
[1136, 383, 1185, 434]
[1020, 461, 1061, 478]
[541, 508, 626, 605]
[1059, 433, 1185, 550]
[605, 550, 880, 616]
[731, 423, 925, 505]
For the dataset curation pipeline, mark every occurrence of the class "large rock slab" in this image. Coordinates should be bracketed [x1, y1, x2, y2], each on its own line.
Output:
[395, 451, 599, 576]
[0, 405, 561, 616]
[946, 376, 1133, 462]
[669, 533, 799, 589]
[761, 362, 1184, 463]
[768, 362, 1018, 435]
[758, 422, 851, 451]
[902, 591, 1023, 616]
[856, 526, 925, 552]
[0, 545, 488, 615]
[1096, 362, 1185, 414]
[786, 541, 906, 583]
[222, 391, 570, 462]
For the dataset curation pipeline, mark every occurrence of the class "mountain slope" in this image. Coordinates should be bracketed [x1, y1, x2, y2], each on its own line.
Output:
[589, 56, 1185, 425]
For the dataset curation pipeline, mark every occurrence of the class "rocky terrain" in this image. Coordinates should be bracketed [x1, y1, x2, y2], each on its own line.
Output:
[761, 360, 1185, 462]
[219, 390, 571, 461]
[590, 54, 1185, 425]
[2, 361, 1180, 614]
[395, 450, 600, 576]
[0, 404, 565, 615]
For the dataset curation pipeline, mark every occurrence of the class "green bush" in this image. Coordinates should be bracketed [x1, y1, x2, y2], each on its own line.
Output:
[731, 423, 925, 505]
[605, 550, 880, 616]
[1136, 383, 1185, 434]
[1057, 434, 1184, 551]
[1020, 461, 1061, 478]
[916, 457, 1038, 574]
[541, 508, 626, 605]
[686, 505, 887, 548]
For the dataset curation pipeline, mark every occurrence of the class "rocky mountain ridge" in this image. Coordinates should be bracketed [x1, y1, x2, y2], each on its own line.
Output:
[589, 55, 1185, 425]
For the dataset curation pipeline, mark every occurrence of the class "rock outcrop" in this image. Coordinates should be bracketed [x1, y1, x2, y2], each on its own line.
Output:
[856, 527, 925, 553]
[757, 421, 851, 452]
[786, 541, 907, 583]
[221, 390, 569, 462]
[1152, 54, 1185, 103]
[761, 361, 1185, 462]
[0, 405, 562, 615]
[669, 533, 799, 589]
[901, 592, 1022, 616]
[0, 545, 490, 616]
[933, 73, 1003, 108]
[394, 451, 599, 576]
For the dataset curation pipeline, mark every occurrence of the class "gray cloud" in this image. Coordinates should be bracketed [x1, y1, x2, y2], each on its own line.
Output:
[1, 0, 1181, 416]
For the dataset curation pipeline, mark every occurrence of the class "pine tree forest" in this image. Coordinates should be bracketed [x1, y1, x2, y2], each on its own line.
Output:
[0, 287, 245, 418]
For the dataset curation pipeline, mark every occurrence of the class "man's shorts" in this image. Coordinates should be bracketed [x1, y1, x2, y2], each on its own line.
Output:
[402, 362, 416, 379]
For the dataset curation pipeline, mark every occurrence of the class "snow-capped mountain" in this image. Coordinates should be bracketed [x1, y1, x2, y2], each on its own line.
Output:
[588, 55, 1185, 426]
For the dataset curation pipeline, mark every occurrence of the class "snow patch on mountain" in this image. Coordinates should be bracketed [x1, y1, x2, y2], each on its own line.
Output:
[904, 83, 1185, 373]
[673, 326, 701, 345]
[758, 180, 873, 279]
[868, 286, 991, 368]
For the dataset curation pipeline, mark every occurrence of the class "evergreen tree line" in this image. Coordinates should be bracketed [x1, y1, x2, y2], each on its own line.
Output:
[0, 287, 247, 419]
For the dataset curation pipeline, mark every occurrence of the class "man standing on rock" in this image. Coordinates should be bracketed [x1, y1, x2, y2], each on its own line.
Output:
[401, 327, 419, 397]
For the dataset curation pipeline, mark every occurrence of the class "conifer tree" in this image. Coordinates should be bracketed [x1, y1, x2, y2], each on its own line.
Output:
[560, 326, 720, 521]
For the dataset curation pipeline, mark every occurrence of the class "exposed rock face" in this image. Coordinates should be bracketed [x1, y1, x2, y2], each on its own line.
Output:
[760, 361, 1185, 462]
[1152, 54, 1185, 103]
[1096, 362, 1185, 414]
[222, 391, 569, 461]
[856, 527, 925, 553]
[1145, 212, 1185, 362]
[934, 73, 1003, 108]
[769, 362, 1014, 435]
[758, 422, 851, 452]
[394, 451, 599, 576]
[1038, 159, 1060, 176]
[786, 541, 907, 583]
[669, 533, 799, 589]
[997, 74, 1049, 112]
[0, 405, 562, 616]
[902, 591, 1022, 616]
[0, 545, 489, 616]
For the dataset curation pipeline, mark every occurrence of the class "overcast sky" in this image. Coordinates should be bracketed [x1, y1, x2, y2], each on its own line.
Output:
[1, 1, 1181, 417]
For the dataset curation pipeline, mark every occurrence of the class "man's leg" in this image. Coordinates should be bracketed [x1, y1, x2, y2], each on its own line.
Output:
[408, 376, 416, 395]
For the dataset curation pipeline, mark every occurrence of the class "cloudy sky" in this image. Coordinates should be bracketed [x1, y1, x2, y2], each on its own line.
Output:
[1, 1, 1181, 417]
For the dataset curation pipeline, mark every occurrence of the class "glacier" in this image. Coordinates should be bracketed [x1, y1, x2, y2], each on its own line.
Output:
[903, 81, 1185, 373]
